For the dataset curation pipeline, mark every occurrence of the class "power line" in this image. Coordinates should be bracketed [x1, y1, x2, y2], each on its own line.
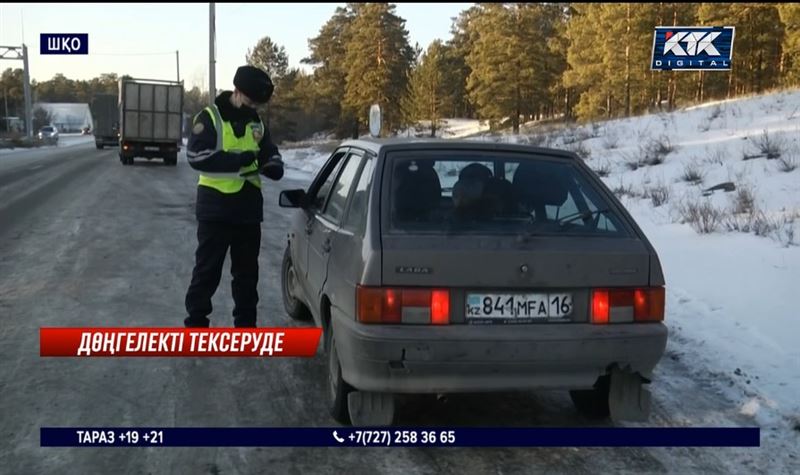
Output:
[90, 51, 177, 57]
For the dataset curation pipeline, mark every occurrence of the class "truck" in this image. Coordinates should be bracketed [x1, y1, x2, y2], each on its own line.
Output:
[89, 93, 120, 149]
[118, 78, 184, 166]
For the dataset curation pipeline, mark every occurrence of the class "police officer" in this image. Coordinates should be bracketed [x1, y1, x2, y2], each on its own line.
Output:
[184, 65, 284, 328]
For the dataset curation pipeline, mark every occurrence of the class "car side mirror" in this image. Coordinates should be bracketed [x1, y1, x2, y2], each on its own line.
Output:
[279, 189, 308, 208]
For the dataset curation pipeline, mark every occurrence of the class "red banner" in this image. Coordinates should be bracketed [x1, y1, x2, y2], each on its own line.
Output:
[40, 328, 323, 357]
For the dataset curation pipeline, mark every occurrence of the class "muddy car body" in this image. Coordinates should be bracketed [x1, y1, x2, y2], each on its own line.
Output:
[279, 138, 667, 425]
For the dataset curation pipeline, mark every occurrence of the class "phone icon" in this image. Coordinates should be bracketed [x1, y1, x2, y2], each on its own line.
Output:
[333, 431, 345, 443]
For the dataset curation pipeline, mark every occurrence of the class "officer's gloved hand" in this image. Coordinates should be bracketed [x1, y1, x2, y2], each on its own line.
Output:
[239, 151, 257, 168]
[261, 155, 284, 181]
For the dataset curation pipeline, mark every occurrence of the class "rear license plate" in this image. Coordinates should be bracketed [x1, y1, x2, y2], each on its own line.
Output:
[466, 293, 573, 321]
[145, 146, 159, 151]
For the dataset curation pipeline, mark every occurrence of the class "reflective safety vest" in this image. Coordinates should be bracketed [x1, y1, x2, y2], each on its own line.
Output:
[197, 105, 264, 193]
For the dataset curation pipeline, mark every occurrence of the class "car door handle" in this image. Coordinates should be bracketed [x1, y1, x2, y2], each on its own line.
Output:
[322, 239, 332, 253]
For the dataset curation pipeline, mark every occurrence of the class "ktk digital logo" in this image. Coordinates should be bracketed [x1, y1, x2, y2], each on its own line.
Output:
[40, 33, 89, 55]
[651, 27, 735, 71]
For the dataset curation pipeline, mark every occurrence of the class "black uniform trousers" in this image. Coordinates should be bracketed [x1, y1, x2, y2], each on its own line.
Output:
[185, 221, 261, 327]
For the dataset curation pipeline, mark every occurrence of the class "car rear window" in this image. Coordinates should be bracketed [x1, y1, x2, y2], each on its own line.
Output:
[387, 151, 631, 237]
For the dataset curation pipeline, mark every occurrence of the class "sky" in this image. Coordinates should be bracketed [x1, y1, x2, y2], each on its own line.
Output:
[1, 2, 472, 91]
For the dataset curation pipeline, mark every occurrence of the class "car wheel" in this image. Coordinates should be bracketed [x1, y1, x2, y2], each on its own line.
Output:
[281, 246, 312, 321]
[97, 144, 103, 150]
[569, 375, 611, 419]
[327, 327, 353, 425]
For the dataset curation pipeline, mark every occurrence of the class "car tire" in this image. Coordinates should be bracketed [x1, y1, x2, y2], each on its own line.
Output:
[97, 144, 103, 150]
[327, 327, 354, 425]
[569, 375, 611, 419]
[281, 246, 312, 321]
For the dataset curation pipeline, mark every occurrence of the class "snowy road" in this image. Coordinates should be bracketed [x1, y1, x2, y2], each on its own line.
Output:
[0, 141, 797, 473]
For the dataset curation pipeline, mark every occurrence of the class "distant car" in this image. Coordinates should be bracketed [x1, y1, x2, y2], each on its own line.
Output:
[279, 139, 668, 426]
[38, 126, 59, 144]
[81, 126, 91, 135]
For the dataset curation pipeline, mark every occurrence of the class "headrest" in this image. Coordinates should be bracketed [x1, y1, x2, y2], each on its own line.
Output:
[393, 161, 441, 220]
[458, 163, 493, 182]
[512, 162, 569, 207]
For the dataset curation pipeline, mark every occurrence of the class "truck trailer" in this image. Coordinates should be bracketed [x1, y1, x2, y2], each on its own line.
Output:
[90, 93, 120, 149]
[118, 78, 184, 166]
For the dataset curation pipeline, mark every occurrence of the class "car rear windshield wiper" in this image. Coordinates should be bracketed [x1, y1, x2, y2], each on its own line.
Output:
[557, 208, 610, 227]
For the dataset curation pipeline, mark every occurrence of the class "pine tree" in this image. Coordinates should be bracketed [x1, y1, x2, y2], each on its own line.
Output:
[529, 3, 570, 121]
[303, 6, 355, 136]
[268, 69, 303, 143]
[408, 40, 446, 137]
[1, 68, 26, 129]
[545, 4, 572, 120]
[563, 4, 610, 121]
[342, 3, 414, 136]
[441, 5, 482, 119]
[778, 4, 800, 85]
[246, 36, 289, 80]
[184, 86, 209, 115]
[246, 36, 290, 130]
[565, 3, 694, 121]
[698, 4, 783, 98]
[34, 73, 78, 103]
[467, 4, 561, 133]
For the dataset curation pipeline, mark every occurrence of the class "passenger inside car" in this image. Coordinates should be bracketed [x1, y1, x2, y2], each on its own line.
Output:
[452, 163, 493, 220]
[390, 155, 623, 235]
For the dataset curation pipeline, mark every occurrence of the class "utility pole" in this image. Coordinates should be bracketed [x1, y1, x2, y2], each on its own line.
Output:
[209, 2, 216, 105]
[22, 45, 32, 138]
[3, 88, 8, 132]
[176, 50, 180, 82]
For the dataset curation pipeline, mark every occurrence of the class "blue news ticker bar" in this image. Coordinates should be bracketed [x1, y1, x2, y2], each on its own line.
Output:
[41, 427, 760, 448]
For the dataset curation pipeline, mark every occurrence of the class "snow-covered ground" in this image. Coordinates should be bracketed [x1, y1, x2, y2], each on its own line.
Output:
[575, 90, 800, 441]
[0, 134, 95, 157]
[397, 118, 491, 138]
[510, 90, 800, 436]
[282, 90, 800, 450]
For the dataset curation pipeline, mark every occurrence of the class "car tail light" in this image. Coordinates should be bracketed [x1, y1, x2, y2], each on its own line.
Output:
[592, 287, 664, 323]
[356, 287, 383, 323]
[634, 287, 665, 321]
[431, 290, 450, 325]
[383, 289, 401, 323]
[357, 286, 450, 324]
[591, 290, 609, 324]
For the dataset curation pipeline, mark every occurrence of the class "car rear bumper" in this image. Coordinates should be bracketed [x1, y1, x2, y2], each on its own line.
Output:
[332, 316, 668, 393]
[95, 136, 118, 146]
[120, 141, 180, 158]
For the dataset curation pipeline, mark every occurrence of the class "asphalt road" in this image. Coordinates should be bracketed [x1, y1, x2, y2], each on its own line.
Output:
[0, 143, 793, 474]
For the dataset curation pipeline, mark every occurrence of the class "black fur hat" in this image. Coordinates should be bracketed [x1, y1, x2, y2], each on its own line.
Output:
[233, 65, 274, 104]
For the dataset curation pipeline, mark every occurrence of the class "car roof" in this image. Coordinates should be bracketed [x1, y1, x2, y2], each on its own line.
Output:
[339, 137, 578, 160]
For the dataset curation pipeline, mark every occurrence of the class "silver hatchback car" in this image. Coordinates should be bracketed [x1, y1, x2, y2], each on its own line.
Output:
[38, 125, 59, 144]
[279, 139, 667, 426]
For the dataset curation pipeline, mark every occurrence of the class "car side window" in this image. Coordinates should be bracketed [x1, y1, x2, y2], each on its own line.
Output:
[308, 151, 347, 212]
[343, 156, 375, 234]
[322, 152, 363, 224]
